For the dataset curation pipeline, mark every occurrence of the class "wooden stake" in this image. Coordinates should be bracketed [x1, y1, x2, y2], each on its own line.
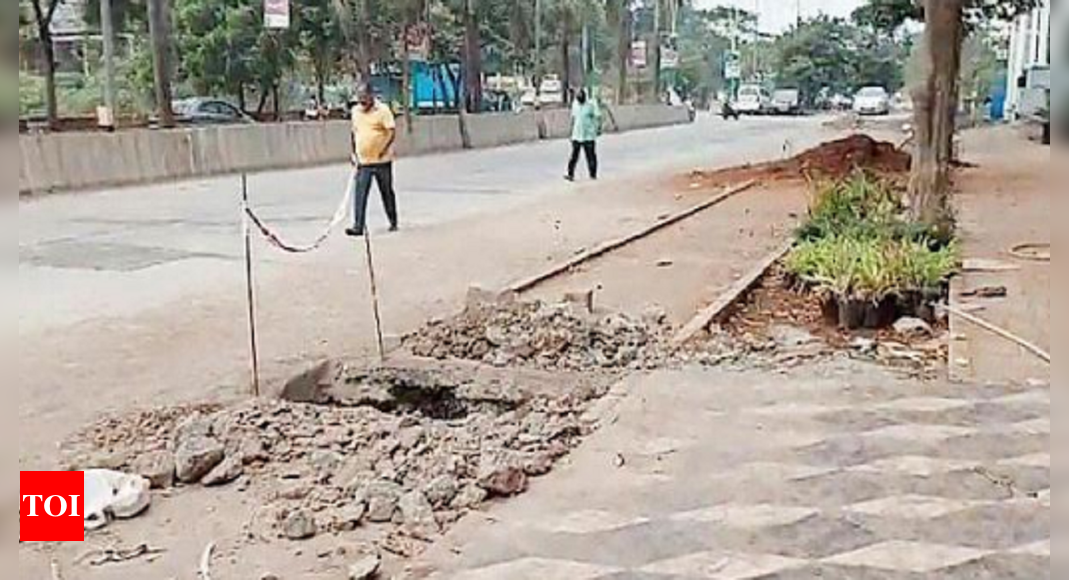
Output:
[242, 174, 262, 396]
[363, 228, 386, 361]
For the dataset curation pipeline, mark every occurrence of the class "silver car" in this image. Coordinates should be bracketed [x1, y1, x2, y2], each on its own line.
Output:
[853, 87, 891, 116]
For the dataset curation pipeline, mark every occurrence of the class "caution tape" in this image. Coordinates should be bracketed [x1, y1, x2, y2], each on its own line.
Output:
[243, 173, 354, 254]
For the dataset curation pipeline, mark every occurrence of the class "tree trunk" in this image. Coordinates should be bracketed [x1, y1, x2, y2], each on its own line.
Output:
[462, 2, 482, 114]
[41, 28, 58, 127]
[402, 25, 413, 133]
[615, 1, 631, 105]
[652, 0, 662, 103]
[147, 0, 175, 128]
[561, 11, 572, 100]
[909, 0, 964, 230]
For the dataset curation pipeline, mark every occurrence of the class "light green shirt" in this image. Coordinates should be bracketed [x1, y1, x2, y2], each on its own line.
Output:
[571, 100, 601, 143]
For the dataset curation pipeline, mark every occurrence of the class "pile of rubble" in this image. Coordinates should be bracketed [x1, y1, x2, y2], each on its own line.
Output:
[61, 364, 605, 551]
[403, 294, 672, 371]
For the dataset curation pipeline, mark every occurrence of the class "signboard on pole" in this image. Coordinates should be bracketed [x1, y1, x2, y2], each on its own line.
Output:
[724, 50, 742, 80]
[404, 23, 432, 62]
[661, 48, 680, 70]
[264, 0, 290, 29]
[631, 41, 648, 69]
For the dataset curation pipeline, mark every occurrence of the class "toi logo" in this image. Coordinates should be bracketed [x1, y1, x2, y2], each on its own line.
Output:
[20, 472, 85, 542]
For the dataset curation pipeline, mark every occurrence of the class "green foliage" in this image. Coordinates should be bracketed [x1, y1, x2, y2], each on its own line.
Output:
[853, 0, 1039, 33]
[788, 173, 959, 300]
[19, 73, 45, 117]
[772, 15, 906, 102]
[796, 173, 903, 242]
[787, 234, 959, 300]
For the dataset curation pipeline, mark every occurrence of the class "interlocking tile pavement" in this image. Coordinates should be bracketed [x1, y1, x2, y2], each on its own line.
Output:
[417, 362, 1049, 580]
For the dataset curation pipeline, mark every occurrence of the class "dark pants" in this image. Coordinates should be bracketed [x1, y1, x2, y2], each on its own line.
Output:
[352, 162, 398, 232]
[567, 140, 598, 179]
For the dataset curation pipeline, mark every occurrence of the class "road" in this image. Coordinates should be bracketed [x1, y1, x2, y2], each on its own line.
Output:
[19, 114, 838, 468]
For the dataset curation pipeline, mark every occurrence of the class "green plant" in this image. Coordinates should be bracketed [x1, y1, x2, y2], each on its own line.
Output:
[786, 233, 959, 302]
[797, 172, 903, 242]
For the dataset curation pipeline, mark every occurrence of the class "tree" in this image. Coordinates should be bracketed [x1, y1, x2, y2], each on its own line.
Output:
[296, 0, 343, 107]
[27, 0, 63, 127]
[855, 0, 1037, 228]
[147, 0, 175, 127]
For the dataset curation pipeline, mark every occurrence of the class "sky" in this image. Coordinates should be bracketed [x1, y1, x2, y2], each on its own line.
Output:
[696, 0, 866, 34]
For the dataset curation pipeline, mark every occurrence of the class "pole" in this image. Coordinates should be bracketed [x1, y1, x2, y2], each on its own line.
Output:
[362, 230, 387, 361]
[535, 0, 543, 98]
[653, 0, 661, 101]
[241, 175, 262, 397]
[100, 0, 117, 129]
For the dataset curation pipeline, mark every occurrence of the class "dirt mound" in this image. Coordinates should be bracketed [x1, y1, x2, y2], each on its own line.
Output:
[403, 296, 671, 371]
[690, 134, 911, 187]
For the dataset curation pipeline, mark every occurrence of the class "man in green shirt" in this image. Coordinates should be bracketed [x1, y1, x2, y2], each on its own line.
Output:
[565, 89, 601, 182]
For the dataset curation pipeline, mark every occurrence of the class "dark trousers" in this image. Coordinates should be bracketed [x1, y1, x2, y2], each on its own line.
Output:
[352, 163, 398, 232]
[567, 140, 598, 179]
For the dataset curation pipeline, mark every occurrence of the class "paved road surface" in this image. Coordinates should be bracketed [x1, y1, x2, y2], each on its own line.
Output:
[19, 115, 828, 333]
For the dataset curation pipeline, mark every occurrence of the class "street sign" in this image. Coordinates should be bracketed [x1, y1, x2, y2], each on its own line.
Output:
[404, 23, 432, 62]
[724, 50, 742, 80]
[662, 47, 680, 70]
[631, 41, 648, 69]
[264, 0, 290, 29]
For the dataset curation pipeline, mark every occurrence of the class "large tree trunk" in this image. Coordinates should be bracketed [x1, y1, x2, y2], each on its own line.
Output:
[147, 0, 175, 128]
[462, 1, 483, 114]
[41, 28, 58, 127]
[910, 0, 965, 230]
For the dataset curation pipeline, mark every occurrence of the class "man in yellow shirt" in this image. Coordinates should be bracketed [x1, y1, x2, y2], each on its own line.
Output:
[346, 85, 399, 237]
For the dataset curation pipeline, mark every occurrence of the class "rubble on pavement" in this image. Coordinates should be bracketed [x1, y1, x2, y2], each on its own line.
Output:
[402, 291, 674, 371]
[61, 358, 607, 553]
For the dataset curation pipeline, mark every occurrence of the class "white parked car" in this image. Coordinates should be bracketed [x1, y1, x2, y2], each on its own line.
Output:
[853, 86, 891, 116]
[538, 76, 565, 107]
[734, 85, 771, 115]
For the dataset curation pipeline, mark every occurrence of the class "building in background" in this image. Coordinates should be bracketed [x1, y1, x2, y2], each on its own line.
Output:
[1005, 0, 1050, 120]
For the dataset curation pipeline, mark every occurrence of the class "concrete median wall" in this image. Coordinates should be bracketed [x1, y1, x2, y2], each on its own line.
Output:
[19, 105, 691, 195]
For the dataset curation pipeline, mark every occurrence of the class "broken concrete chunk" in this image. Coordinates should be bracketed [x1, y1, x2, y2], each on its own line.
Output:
[450, 485, 488, 510]
[202, 455, 244, 487]
[131, 450, 175, 489]
[893, 317, 934, 338]
[477, 458, 528, 497]
[174, 436, 225, 484]
[563, 289, 595, 314]
[355, 481, 403, 523]
[348, 552, 382, 580]
[398, 491, 439, 535]
[282, 509, 318, 541]
[423, 475, 459, 509]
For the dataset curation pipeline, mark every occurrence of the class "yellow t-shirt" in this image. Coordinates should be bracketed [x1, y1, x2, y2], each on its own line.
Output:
[351, 102, 397, 165]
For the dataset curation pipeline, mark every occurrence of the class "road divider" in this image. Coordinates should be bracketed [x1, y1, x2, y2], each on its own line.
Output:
[19, 105, 692, 196]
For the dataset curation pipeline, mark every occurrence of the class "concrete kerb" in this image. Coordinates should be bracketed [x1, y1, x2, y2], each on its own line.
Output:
[671, 240, 795, 346]
[504, 180, 759, 296]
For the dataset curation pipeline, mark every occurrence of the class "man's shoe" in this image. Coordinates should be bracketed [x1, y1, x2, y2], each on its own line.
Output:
[388, 224, 399, 233]
[345, 227, 364, 238]
[564, 175, 575, 182]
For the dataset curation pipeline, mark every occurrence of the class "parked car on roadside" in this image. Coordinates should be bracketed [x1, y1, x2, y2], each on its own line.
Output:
[853, 86, 891, 116]
[771, 89, 802, 115]
[734, 84, 771, 115]
[171, 98, 255, 126]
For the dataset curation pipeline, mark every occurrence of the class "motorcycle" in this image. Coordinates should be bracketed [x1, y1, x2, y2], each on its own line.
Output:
[721, 101, 740, 121]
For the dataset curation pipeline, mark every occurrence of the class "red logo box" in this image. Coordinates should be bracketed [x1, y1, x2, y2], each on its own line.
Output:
[20, 472, 85, 542]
